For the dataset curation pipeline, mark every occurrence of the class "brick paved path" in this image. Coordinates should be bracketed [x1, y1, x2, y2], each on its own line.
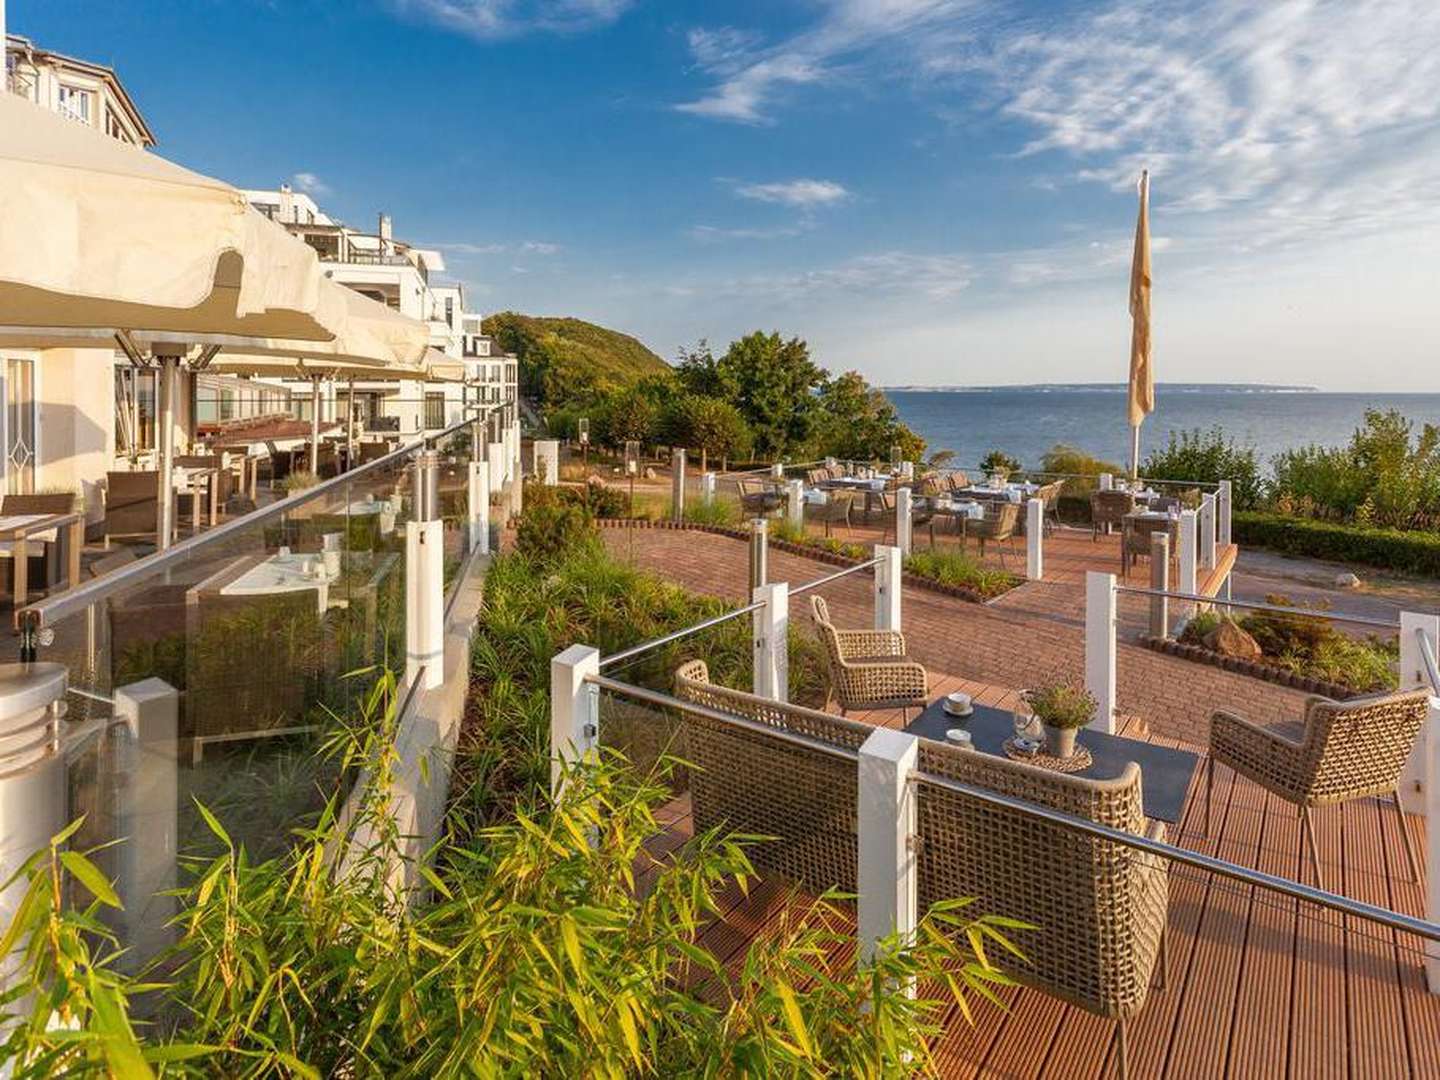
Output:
[601, 525, 1308, 744]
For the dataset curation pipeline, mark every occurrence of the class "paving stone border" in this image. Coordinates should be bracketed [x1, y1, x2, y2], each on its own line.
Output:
[1137, 634, 1360, 700]
[594, 517, 1002, 605]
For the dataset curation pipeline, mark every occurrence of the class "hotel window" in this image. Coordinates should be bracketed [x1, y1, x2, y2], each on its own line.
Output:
[444, 297, 455, 326]
[57, 84, 93, 124]
[104, 106, 134, 143]
[424, 393, 447, 431]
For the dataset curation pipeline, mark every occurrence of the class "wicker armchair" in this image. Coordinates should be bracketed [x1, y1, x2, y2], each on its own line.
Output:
[807, 490, 854, 538]
[1206, 690, 1431, 889]
[944, 471, 970, 492]
[1035, 480, 1065, 535]
[809, 595, 926, 717]
[735, 477, 781, 517]
[1121, 515, 1178, 577]
[967, 501, 1019, 564]
[916, 741, 1169, 1078]
[1091, 490, 1136, 539]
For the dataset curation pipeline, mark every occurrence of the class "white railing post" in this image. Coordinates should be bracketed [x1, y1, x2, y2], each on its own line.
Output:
[405, 517, 445, 691]
[771, 462, 784, 481]
[550, 645, 600, 798]
[1085, 571, 1117, 734]
[534, 439, 559, 486]
[1399, 613, 1440, 813]
[1026, 497, 1043, 580]
[467, 459, 490, 555]
[874, 544, 903, 632]
[896, 487, 913, 555]
[1179, 508, 1198, 602]
[899, 460, 914, 481]
[1200, 494, 1217, 570]
[486, 440, 505, 497]
[671, 448, 687, 523]
[701, 471, 716, 504]
[1098, 473, 1113, 491]
[752, 581, 789, 702]
[857, 726, 919, 982]
[113, 677, 179, 972]
[786, 479, 804, 528]
[1218, 480, 1233, 546]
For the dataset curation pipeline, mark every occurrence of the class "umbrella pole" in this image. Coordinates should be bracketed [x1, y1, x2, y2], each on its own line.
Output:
[156, 353, 178, 551]
[1130, 423, 1141, 480]
[310, 375, 321, 475]
[347, 377, 356, 473]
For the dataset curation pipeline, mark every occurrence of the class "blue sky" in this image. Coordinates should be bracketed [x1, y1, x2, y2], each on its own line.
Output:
[12, 0, 1440, 390]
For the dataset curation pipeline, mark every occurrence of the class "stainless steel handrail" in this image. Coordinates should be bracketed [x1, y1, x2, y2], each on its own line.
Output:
[1115, 586, 1400, 630]
[585, 674, 860, 764]
[16, 413, 484, 630]
[789, 556, 881, 597]
[912, 769, 1440, 944]
[586, 672, 1440, 942]
[597, 600, 767, 670]
[1417, 626, 1440, 695]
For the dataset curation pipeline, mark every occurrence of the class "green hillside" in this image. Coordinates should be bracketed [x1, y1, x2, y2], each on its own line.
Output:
[482, 312, 672, 407]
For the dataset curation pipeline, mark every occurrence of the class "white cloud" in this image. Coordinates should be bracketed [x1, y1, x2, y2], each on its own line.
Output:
[391, 0, 631, 39]
[731, 178, 851, 208]
[432, 240, 562, 256]
[688, 223, 807, 243]
[291, 172, 329, 196]
[520, 240, 562, 255]
[719, 251, 973, 301]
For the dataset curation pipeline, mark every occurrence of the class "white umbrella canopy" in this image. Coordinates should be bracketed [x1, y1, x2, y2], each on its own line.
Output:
[0, 93, 343, 343]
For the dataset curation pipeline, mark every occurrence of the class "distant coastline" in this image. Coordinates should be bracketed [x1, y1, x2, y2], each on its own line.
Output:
[880, 382, 1320, 394]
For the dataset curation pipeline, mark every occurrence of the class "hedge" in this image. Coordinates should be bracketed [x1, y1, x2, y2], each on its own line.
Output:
[1234, 511, 1440, 576]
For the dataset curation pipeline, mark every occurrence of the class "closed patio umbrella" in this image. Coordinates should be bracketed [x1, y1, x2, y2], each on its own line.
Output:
[1127, 169, 1154, 480]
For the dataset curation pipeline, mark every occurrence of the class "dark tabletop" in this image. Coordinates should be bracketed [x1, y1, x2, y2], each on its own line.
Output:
[905, 699, 1200, 824]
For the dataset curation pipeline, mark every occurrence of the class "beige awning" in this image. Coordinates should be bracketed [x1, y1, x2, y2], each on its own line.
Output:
[422, 351, 469, 383]
[0, 93, 343, 343]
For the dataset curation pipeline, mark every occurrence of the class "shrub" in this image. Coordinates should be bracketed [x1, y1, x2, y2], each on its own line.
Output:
[979, 449, 1022, 476]
[514, 483, 600, 564]
[1142, 427, 1264, 509]
[558, 478, 629, 518]
[1023, 683, 1097, 729]
[903, 548, 1021, 599]
[283, 469, 320, 493]
[683, 497, 740, 527]
[1177, 610, 1222, 646]
[1233, 511, 1440, 576]
[1039, 444, 1122, 496]
[663, 393, 753, 465]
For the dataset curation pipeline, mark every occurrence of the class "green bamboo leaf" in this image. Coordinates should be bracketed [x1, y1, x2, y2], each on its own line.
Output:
[50, 815, 88, 848]
[615, 995, 643, 1067]
[774, 980, 813, 1059]
[59, 851, 122, 909]
[559, 915, 584, 977]
[192, 800, 232, 848]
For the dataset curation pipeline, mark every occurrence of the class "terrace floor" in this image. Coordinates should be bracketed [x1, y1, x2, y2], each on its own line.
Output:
[649, 669, 1440, 1079]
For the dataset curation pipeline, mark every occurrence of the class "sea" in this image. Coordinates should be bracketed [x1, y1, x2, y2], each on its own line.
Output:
[883, 385, 1440, 474]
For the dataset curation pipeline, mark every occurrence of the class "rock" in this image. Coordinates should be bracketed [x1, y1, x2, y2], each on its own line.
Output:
[643, 466, 658, 479]
[1204, 619, 1263, 661]
[1335, 572, 1361, 588]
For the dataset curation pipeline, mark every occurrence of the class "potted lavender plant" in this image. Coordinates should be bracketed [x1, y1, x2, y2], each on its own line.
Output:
[1022, 683, 1097, 759]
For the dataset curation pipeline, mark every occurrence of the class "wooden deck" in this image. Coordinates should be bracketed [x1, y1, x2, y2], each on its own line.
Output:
[650, 671, 1439, 1078]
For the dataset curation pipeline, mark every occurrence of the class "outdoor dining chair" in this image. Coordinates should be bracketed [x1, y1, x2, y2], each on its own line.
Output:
[735, 477, 782, 517]
[968, 501, 1020, 565]
[809, 594, 927, 719]
[1121, 514, 1179, 577]
[808, 490, 854, 537]
[1091, 490, 1136, 539]
[1205, 689, 1431, 889]
[0, 492, 76, 597]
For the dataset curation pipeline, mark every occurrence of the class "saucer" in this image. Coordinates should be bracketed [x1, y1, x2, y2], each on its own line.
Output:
[942, 701, 974, 717]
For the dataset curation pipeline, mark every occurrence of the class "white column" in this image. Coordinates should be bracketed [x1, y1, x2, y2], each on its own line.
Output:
[672, 448, 687, 523]
[156, 354, 178, 550]
[857, 726, 919, 980]
[1399, 613, 1440, 813]
[486, 440, 505, 495]
[113, 678, 179, 971]
[550, 645, 600, 799]
[771, 462, 784, 480]
[752, 581, 789, 702]
[786, 479, 804, 528]
[1218, 480, 1233, 546]
[467, 460, 490, 555]
[1178, 509, 1198, 600]
[899, 460, 914, 481]
[896, 486, 913, 555]
[1085, 571, 1118, 734]
[405, 519, 444, 690]
[874, 544, 902, 632]
[1098, 473, 1113, 491]
[701, 472, 716, 504]
[534, 439, 559, 486]
[1200, 494, 1217, 570]
[1026, 497, 1044, 580]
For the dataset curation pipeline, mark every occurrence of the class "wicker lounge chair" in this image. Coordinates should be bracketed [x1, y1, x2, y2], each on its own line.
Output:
[1206, 689, 1431, 889]
[810, 595, 926, 718]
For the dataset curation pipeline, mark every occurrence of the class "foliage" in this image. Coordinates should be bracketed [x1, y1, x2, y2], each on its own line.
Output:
[1233, 511, 1440, 576]
[1038, 444, 1123, 496]
[1270, 409, 1440, 528]
[674, 338, 728, 399]
[683, 496, 741, 527]
[556, 478, 630, 518]
[663, 393, 753, 463]
[596, 384, 663, 448]
[978, 450, 1022, 477]
[1023, 684, 1097, 730]
[708, 331, 827, 458]
[813, 371, 926, 463]
[485, 312, 673, 408]
[902, 548, 1022, 600]
[282, 470, 320, 493]
[514, 483, 602, 564]
[1142, 427, 1264, 510]
[1179, 596, 1398, 693]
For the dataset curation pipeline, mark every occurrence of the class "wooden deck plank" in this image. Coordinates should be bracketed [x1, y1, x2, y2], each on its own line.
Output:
[1290, 795, 1349, 1079]
[1380, 797, 1440, 1079]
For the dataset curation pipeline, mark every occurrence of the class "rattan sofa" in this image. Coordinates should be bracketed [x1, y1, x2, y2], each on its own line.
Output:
[672, 660, 1169, 1077]
[1207, 689, 1431, 889]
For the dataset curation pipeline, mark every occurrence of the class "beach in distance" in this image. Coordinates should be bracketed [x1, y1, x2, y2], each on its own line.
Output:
[883, 384, 1440, 470]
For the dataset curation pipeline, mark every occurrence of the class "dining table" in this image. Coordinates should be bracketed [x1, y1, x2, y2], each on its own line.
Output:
[0, 511, 85, 608]
[906, 698, 1200, 824]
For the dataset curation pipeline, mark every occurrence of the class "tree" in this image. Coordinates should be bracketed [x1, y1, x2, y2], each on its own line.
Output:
[812, 371, 926, 462]
[675, 339, 729, 399]
[666, 394, 753, 467]
[713, 331, 826, 458]
[597, 387, 660, 448]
